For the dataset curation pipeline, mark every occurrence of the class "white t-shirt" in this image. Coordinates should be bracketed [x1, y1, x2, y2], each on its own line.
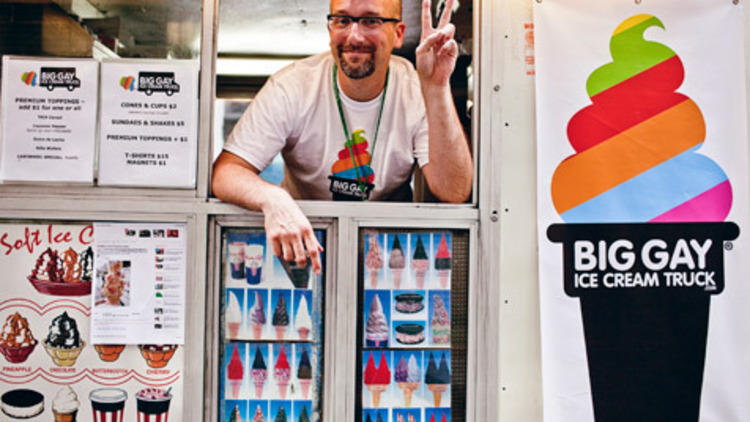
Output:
[224, 52, 429, 201]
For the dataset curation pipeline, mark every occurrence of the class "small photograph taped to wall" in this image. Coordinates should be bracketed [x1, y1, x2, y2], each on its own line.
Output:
[94, 260, 131, 306]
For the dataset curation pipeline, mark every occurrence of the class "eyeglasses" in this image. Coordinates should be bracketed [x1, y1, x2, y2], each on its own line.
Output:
[326, 14, 401, 32]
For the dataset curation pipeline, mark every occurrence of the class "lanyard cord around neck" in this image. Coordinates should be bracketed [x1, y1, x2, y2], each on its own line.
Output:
[332, 64, 389, 186]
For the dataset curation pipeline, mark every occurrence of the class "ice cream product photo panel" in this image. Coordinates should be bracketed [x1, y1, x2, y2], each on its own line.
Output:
[387, 234, 407, 290]
[365, 233, 385, 289]
[220, 228, 326, 422]
[409, 234, 431, 290]
[362, 351, 393, 409]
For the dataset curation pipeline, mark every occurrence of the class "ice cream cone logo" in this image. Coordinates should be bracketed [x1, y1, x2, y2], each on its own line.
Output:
[21, 71, 37, 86]
[552, 14, 732, 223]
[120, 76, 136, 91]
[328, 129, 376, 200]
[545, 15, 741, 422]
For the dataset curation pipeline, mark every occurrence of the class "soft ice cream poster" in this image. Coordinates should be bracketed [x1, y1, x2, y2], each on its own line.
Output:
[534, 1, 750, 421]
[0, 223, 183, 421]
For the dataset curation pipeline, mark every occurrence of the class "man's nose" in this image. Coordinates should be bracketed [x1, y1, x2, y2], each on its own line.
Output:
[346, 21, 367, 41]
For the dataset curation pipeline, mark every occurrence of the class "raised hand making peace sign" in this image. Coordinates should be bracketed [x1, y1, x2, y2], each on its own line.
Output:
[416, 0, 459, 88]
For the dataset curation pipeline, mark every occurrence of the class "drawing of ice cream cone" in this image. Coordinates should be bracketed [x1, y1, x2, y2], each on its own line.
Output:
[365, 235, 383, 288]
[274, 346, 291, 400]
[272, 295, 289, 340]
[44, 312, 84, 367]
[139, 344, 178, 368]
[250, 346, 267, 399]
[412, 237, 429, 288]
[425, 352, 450, 407]
[388, 236, 405, 289]
[295, 295, 312, 341]
[249, 291, 266, 340]
[297, 348, 312, 399]
[434, 234, 451, 289]
[227, 344, 244, 398]
[395, 354, 420, 407]
[363, 351, 390, 408]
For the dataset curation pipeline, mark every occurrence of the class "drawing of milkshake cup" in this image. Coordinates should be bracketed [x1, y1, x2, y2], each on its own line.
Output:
[89, 388, 127, 422]
[228, 242, 245, 279]
[244, 244, 264, 285]
[136, 388, 172, 422]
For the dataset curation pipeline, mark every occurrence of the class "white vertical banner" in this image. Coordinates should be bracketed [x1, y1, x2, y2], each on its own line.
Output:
[98, 59, 198, 187]
[535, 1, 750, 421]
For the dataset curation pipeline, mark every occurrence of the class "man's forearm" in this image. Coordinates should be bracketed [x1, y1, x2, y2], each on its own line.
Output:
[421, 83, 473, 203]
[212, 152, 293, 213]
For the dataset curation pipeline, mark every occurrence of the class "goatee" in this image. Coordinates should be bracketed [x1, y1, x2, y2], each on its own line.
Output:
[337, 45, 376, 79]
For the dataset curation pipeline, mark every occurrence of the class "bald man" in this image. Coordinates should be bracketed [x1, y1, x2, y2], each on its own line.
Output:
[212, 0, 472, 273]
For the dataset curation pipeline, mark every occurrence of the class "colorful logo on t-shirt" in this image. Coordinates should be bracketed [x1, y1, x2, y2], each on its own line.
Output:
[328, 129, 375, 200]
[20, 71, 37, 87]
[551, 14, 732, 223]
[120, 75, 136, 91]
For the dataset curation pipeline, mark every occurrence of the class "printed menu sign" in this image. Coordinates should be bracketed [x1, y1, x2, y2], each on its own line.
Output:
[0, 56, 98, 183]
[98, 59, 198, 187]
[91, 222, 187, 344]
[0, 222, 183, 421]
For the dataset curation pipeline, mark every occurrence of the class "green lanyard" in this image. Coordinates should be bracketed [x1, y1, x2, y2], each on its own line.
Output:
[332, 64, 389, 188]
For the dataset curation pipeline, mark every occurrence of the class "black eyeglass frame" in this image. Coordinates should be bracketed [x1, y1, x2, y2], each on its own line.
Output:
[326, 14, 402, 27]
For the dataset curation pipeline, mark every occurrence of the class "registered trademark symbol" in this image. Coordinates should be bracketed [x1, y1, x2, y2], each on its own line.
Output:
[724, 241, 734, 251]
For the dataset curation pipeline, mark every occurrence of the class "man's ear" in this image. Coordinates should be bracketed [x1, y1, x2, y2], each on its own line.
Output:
[393, 21, 406, 49]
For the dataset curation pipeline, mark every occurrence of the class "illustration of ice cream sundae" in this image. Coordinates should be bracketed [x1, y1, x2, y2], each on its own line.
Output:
[546, 14, 737, 422]
[139, 344, 178, 368]
[101, 261, 125, 305]
[29, 247, 93, 296]
[297, 348, 312, 399]
[94, 344, 125, 362]
[244, 243, 264, 285]
[365, 234, 383, 288]
[227, 344, 244, 398]
[365, 294, 388, 347]
[251, 405, 265, 422]
[431, 295, 451, 345]
[136, 387, 172, 421]
[425, 353, 450, 407]
[395, 354, 420, 407]
[363, 352, 390, 407]
[295, 295, 312, 340]
[434, 234, 451, 288]
[412, 237, 429, 288]
[388, 236, 406, 288]
[228, 241, 245, 279]
[226, 291, 242, 339]
[89, 388, 127, 422]
[272, 295, 290, 340]
[52, 385, 79, 422]
[0, 312, 37, 363]
[274, 347, 291, 399]
[249, 291, 266, 340]
[251, 346, 267, 399]
[44, 312, 84, 367]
